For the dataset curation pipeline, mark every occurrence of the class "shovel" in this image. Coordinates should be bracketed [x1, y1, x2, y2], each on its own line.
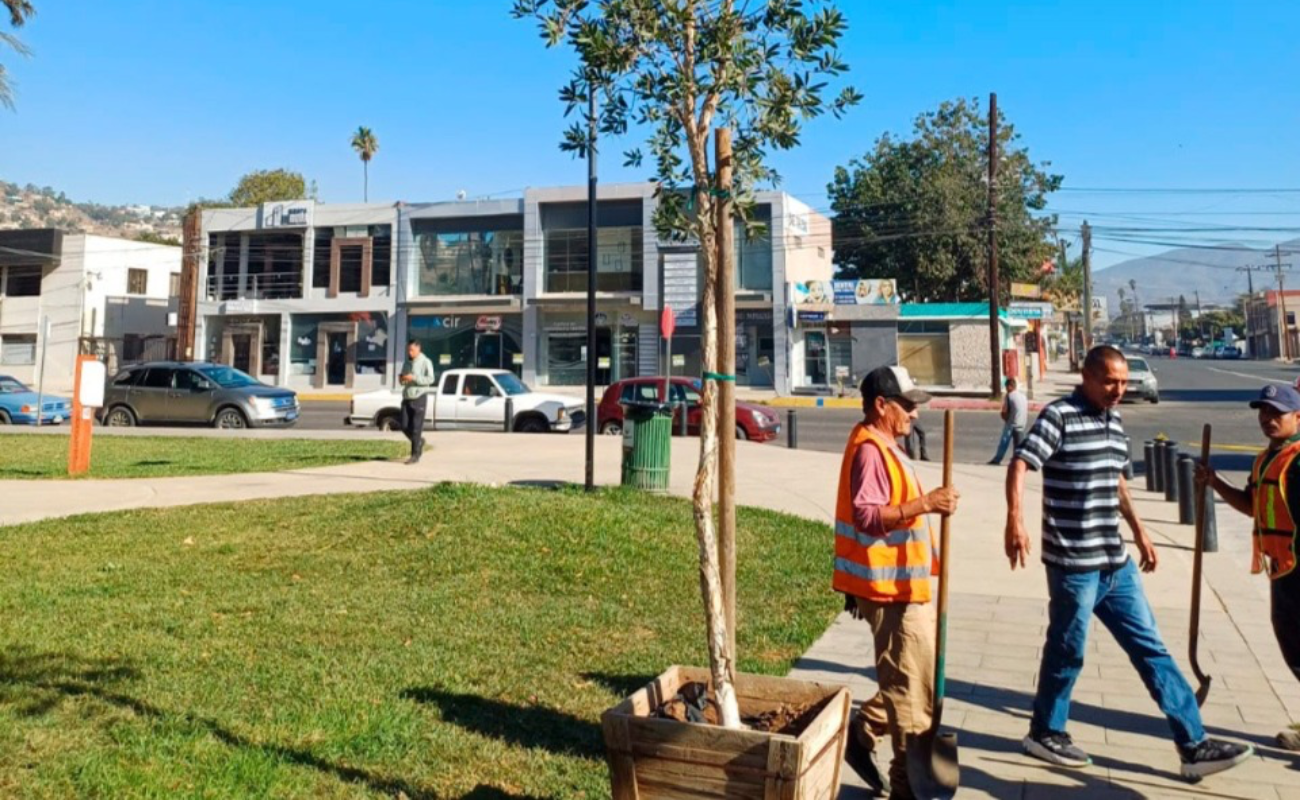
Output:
[1189, 424, 1213, 707]
[907, 408, 959, 799]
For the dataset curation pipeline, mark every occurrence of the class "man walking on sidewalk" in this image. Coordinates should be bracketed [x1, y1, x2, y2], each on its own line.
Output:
[1005, 345, 1252, 779]
[837, 366, 959, 798]
[989, 377, 1028, 465]
[398, 339, 435, 465]
[1198, 383, 1300, 751]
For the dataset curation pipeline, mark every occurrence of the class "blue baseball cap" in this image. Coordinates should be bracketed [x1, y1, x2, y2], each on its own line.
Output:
[1250, 384, 1300, 413]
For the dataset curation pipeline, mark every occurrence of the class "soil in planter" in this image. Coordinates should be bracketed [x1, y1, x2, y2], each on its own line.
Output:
[652, 681, 829, 736]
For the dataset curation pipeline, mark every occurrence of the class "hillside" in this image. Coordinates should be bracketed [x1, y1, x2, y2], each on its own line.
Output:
[0, 180, 183, 242]
[1092, 238, 1300, 317]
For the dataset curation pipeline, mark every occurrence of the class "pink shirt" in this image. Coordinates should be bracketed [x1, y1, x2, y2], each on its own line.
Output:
[850, 436, 912, 537]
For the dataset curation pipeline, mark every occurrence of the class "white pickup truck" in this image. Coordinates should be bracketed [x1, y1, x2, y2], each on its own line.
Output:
[345, 368, 586, 433]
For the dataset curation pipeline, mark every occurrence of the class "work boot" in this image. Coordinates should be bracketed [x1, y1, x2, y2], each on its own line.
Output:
[1178, 738, 1253, 780]
[1276, 728, 1300, 751]
[843, 729, 889, 797]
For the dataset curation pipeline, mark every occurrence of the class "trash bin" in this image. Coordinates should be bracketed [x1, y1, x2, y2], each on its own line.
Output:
[621, 401, 673, 493]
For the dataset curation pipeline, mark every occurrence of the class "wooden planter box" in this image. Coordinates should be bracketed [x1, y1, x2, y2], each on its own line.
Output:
[601, 665, 852, 799]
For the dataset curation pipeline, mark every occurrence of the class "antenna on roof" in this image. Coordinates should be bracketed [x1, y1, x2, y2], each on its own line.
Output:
[456, 189, 467, 201]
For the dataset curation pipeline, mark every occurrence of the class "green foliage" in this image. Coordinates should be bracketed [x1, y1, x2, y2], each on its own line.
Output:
[133, 231, 181, 247]
[0, 0, 34, 111]
[829, 97, 1062, 301]
[511, 0, 860, 243]
[350, 126, 379, 163]
[227, 168, 308, 208]
[0, 485, 839, 795]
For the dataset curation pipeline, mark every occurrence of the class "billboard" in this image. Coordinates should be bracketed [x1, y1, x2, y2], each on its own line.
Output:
[791, 279, 899, 307]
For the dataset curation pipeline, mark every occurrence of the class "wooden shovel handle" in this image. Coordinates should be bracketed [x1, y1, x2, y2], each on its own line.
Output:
[1189, 424, 1212, 702]
[931, 410, 955, 728]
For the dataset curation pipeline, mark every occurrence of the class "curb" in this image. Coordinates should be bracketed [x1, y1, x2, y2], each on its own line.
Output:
[297, 394, 352, 403]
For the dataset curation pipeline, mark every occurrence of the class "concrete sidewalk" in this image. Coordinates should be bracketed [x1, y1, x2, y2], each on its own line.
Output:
[1, 432, 1295, 797]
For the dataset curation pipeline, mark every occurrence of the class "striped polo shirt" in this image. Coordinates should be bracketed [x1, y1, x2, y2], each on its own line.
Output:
[1015, 389, 1131, 571]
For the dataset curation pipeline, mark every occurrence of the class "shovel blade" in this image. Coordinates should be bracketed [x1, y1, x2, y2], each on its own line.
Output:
[907, 730, 960, 800]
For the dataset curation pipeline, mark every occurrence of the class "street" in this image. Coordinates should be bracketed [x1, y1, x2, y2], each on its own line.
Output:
[296, 356, 1299, 480]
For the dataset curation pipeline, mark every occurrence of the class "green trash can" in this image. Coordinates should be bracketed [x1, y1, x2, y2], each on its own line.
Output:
[621, 401, 673, 493]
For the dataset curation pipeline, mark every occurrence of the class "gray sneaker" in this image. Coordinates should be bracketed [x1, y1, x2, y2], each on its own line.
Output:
[1023, 731, 1091, 768]
[1179, 738, 1253, 780]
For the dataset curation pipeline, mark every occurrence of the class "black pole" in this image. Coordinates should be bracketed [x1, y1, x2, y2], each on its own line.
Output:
[1177, 455, 1195, 524]
[787, 409, 798, 449]
[1123, 434, 1134, 480]
[1153, 440, 1166, 492]
[504, 397, 514, 434]
[1143, 441, 1155, 491]
[584, 84, 598, 492]
[1164, 443, 1180, 503]
[1202, 486, 1219, 553]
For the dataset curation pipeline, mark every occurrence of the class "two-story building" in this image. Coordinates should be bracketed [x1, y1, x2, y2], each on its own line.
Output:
[196, 201, 399, 392]
[0, 228, 181, 393]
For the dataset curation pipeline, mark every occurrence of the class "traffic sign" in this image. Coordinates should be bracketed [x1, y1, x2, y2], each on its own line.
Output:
[660, 306, 676, 339]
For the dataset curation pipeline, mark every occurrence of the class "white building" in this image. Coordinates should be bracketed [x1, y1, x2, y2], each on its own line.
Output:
[0, 229, 182, 393]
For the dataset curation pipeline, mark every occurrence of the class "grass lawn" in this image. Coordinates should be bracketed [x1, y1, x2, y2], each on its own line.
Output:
[0, 485, 841, 799]
[0, 435, 408, 479]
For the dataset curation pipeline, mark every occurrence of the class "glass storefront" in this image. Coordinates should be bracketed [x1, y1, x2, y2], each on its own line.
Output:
[736, 205, 773, 292]
[408, 314, 524, 376]
[544, 227, 644, 293]
[412, 217, 523, 297]
[736, 310, 775, 387]
[540, 312, 640, 386]
[289, 312, 389, 379]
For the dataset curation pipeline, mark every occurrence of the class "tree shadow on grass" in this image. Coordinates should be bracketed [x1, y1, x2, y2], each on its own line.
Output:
[0, 647, 556, 799]
[400, 687, 603, 761]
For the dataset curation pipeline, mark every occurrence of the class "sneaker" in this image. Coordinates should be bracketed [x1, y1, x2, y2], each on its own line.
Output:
[406, 455, 421, 465]
[1178, 738, 1253, 780]
[1278, 728, 1300, 751]
[1022, 731, 1091, 768]
[843, 731, 889, 797]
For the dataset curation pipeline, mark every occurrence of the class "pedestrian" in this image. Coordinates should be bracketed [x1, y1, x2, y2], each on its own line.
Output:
[1197, 383, 1300, 751]
[1005, 345, 1252, 779]
[989, 376, 1028, 466]
[904, 420, 930, 462]
[838, 366, 959, 798]
[398, 339, 435, 464]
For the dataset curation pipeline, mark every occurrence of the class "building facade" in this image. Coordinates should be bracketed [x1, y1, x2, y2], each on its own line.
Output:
[0, 229, 181, 393]
[1245, 290, 1299, 360]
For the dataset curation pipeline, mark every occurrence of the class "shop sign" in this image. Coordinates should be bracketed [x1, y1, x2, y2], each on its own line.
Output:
[792, 279, 899, 308]
[835, 366, 850, 379]
[1008, 302, 1053, 320]
[438, 354, 452, 365]
[594, 312, 609, 327]
[671, 354, 686, 367]
[475, 315, 502, 332]
[424, 315, 464, 329]
[797, 311, 827, 323]
[662, 251, 699, 327]
[597, 357, 611, 369]
[258, 201, 313, 229]
[512, 352, 524, 365]
[737, 309, 773, 323]
[1011, 282, 1042, 299]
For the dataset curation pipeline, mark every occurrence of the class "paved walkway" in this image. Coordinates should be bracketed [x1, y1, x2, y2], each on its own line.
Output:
[1, 425, 1295, 797]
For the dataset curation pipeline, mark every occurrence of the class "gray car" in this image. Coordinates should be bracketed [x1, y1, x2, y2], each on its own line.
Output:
[99, 361, 299, 429]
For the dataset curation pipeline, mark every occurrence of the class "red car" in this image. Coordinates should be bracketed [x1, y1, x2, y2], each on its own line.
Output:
[597, 376, 782, 442]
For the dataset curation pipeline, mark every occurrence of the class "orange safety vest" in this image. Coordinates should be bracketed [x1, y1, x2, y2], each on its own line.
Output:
[834, 423, 937, 604]
[1250, 440, 1300, 580]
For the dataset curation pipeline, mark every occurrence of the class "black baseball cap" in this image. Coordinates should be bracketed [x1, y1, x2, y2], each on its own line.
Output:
[861, 366, 931, 406]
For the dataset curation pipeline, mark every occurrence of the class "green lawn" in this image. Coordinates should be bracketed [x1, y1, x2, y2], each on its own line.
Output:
[0, 486, 841, 799]
[0, 435, 408, 479]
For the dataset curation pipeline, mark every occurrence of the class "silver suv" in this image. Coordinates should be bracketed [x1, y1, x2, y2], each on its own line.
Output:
[99, 362, 299, 429]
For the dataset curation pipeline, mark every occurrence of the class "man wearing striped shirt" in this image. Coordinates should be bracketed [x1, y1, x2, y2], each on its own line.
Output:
[1005, 346, 1252, 780]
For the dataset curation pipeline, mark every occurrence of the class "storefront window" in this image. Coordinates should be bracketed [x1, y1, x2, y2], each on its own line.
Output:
[804, 330, 829, 386]
[735, 205, 773, 291]
[289, 312, 389, 378]
[408, 315, 524, 376]
[413, 219, 523, 297]
[541, 321, 638, 386]
[544, 227, 643, 293]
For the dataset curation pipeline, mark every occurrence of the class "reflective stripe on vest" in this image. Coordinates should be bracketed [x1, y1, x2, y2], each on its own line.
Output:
[1250, 441, 1300, 579]
[833, 423, 935, 603]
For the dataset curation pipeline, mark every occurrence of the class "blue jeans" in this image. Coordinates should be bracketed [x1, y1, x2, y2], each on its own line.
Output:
[1032, 559, 1205, 747]
[990, 425, 1024, 465]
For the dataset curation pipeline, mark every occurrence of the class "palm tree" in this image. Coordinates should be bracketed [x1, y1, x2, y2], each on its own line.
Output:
[1, 1, 35, 111]
[350, 126, 379, 202]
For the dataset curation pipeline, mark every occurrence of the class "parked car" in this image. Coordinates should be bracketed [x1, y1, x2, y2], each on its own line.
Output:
[0, 375, 72, 425]
[1219, 346, 1242, 359]
[596, 376, 782, 442]
[346, 368, 585, 433]
[1191, 346, 1206, 359]
[1124, 357, 1159, 404]
[99, 362, 299, 428]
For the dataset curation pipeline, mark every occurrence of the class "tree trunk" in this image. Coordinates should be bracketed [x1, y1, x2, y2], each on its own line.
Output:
[363, 161, 369, 203]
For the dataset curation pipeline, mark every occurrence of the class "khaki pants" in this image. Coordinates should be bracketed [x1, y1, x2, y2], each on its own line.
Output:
[852, 596, 936, 792]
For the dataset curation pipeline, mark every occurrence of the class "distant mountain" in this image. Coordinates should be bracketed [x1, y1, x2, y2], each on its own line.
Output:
[1092, 238, 1300, 317]
[0, 180, 183, 242]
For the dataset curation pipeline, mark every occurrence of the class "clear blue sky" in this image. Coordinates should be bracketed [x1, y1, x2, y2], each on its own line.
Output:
[4, 0, 1299, 269]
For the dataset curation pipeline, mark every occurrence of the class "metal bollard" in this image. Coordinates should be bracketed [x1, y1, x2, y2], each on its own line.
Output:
[504, 397, 514, 433]
[1143, 441, 1156, 492]
[678, 403, 688, 437]
[787, 408, 798, 449]
[1164, 443, 1180, 503]
[1202, 485, 1219, 553]
[1123, 435, 1135, 480]
[1177, 455, 1195, 524]
[1153, 441, 1166, 492]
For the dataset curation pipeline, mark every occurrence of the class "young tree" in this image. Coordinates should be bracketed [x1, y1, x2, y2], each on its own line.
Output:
[227, 169, 308, 207]
[350, 126, 379, 202]
[829, 97, 1062, 301]
[1, 0, 35, 110]
[513, 0, 859, 728]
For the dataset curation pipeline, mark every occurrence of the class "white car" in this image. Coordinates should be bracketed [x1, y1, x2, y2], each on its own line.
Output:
[1124, 357, 1159, 404]
[346, 368, 586, 433]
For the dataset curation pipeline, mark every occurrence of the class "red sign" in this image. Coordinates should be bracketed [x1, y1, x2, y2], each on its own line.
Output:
[475, 315, 502, 332]
[660, 306, 676, 339]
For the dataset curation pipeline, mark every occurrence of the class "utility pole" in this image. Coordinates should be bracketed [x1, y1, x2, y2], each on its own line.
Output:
[584, 84, 598, 491]
[714, 128, 737, 676]
[987, 92, 1002, 397]
[1276, 245, 1295, 362]
[1059, 238, 1075, 371]
[1194, 290, 1203, 340]
[1238, 264, 1257, 356]
[1081, 221, 1092, 351]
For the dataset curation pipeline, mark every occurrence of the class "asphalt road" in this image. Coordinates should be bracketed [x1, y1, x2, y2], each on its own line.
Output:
[297, 356, 1298, 479]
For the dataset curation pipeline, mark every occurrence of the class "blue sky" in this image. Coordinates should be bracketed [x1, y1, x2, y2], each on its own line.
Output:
[3, 0, 1299, 270]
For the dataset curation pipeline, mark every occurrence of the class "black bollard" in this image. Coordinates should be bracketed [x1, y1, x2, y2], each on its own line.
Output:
[1123, 435, 1135, 480]
[1164, 443, 1180, 503]
[1153, 441, 1166, 492]
[1143, 441, 1156, 492]
[504, 397, 514, 433]
[787, 408, 798, 449]
[1177, 455, 1195, 524]
[679, 403, 688, 437]
[1202, 486, 1219, 553]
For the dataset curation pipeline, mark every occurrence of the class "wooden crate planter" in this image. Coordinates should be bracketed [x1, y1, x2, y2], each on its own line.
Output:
[601, 665, 852, 799]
